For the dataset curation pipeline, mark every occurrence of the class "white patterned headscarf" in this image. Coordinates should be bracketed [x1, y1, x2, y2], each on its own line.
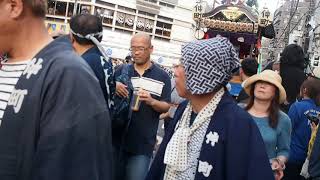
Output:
[181, 37, 240, 95]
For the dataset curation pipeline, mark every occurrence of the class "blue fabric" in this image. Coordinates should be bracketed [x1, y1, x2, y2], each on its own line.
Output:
[82, 46, 110, 105]
[112, 64, 133, 145]
[54, 35, 72, 49]
[124, 154, 151, 180]
[251, 111, 292, 160]
[0, 40, 112, 180]
[147, 92, 274, 180]
[114, 63, 171, 156]
[288, 99, 320, 164]
[228, 82, 242, 96]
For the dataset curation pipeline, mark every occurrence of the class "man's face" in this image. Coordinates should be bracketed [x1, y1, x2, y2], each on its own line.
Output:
[130, 37, 153, 65]
[174, 63, 190, 98]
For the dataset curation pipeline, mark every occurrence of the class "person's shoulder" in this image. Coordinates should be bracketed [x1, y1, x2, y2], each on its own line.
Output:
[153, 64, 170, 78]
[278, 111, 292, 127]
[82, 50, 102, 63]
[219, 94, 253, 122]
[46, 48, 93, 76]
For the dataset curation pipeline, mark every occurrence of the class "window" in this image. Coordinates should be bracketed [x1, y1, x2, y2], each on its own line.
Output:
[157, 15, 173, 22]
[95, 0, 115, 8]
[155, 21, 172, 37]
[70, 3, 91, 14]
[46, 17, 64, 22]
[154, 36, 170, 41]
[144, 0, 157, 3]
[138, 11, 155, 17]
[118, 5, 136, 13]
[159, 2, 175, 8]
[95, 7, 114, 25]
[79, 4, 91, 14]
[55, 1, 67, 16]
[67, 3, 74, 17]
[47, 0, 56, 15]
[116, 12, 135, 29]
[47, 0, 67, 16]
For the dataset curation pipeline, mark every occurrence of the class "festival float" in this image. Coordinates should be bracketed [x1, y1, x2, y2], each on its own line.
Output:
[193, 0, 275, 96]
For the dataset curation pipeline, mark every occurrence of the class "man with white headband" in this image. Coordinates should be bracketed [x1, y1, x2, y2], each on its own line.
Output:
[70, 14, 115, 109]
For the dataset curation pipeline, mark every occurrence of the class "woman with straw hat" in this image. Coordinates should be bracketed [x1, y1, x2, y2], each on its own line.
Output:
[243, 70, 292, 180]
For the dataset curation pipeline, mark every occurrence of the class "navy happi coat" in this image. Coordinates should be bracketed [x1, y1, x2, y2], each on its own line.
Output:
[147, 92, 274, 180]
[0, 39, 112, 180]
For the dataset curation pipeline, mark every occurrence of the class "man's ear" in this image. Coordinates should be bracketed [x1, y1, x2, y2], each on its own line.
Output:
[69, 34, 75, 43]
[8, 0, 24, 19]
[239, 68, 244, 76]
[303, 88, 308, 96]
[149, 45, 154, 54]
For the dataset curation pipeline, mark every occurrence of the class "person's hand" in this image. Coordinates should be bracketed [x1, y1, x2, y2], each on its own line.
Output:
[311, 122, 318, 133]
[116, 82, 129, 98]
[160, 112, 170, 119]
[271, 159, 285, 180]
[138, 89, 155, 106]
[274, 169, 284, 180]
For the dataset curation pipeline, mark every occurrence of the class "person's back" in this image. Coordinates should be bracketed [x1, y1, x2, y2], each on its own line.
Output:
[0, 1, 112, 179]
[280, 44, 307, 112]
[70, 14, 114, 108]
[288, 100, 320, 163]
[283, 77, 320, 180]
[81, 46, 111, 104]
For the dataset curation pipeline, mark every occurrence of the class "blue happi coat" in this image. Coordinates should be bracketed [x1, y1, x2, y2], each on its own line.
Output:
[147, 92, 274, 180]
[0, 38, 112, 180]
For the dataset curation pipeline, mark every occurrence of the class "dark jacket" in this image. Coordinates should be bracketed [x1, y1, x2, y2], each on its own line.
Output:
[280, 66, 306, 112]
[146, 92, 274, 180]
[0, 40, 113, 180]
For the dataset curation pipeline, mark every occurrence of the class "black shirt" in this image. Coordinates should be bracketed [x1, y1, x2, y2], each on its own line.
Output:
[115, 63, 171, 156]
[82, 46, 109, 106]
[236, 89, 250, 104]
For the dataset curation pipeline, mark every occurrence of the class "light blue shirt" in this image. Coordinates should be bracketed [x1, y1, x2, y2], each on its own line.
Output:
[251, 111, 292, 160]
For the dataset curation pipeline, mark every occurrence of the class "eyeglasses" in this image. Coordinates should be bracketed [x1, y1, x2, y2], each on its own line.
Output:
[129, 47, 150, 52]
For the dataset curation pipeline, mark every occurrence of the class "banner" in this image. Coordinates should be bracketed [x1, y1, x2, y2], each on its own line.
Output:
[45, 21, 70, 35]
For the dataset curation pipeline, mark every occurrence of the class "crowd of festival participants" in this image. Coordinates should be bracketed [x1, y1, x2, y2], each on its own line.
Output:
[0, 1, 320, 180]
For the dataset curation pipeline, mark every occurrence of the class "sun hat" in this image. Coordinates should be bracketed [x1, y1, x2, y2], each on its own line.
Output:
[181, 37, 240, 95]
[243, 70, 287, 103]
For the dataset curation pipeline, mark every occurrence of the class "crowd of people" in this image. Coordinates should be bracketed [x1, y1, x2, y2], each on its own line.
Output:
[0, 1, 320, 180]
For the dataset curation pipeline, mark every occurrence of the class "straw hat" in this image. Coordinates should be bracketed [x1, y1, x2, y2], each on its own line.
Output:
[243, 70, 287, 103]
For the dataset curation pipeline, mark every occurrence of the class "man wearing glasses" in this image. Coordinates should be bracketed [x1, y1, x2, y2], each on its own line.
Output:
[114, 33, 171, 180]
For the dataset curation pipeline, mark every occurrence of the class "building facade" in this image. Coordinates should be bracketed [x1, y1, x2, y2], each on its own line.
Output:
[46, 0, 198, 66]
[270, 0, 309, 60]
[307, 0, 320, 68]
